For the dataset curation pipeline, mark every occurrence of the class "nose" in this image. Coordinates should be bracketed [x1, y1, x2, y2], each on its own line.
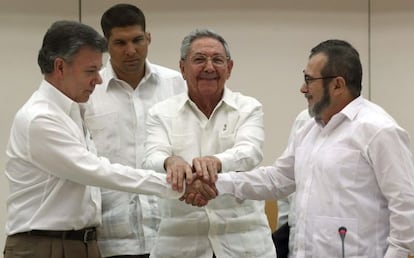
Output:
[95, 73, 103, 85]
[300, 82, 308, 93]
[125, 42, 136, 56]
[203, 58, 215, 71]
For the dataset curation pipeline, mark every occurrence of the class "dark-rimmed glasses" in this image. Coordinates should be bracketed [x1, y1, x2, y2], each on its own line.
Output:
[303, 73, 338, 86]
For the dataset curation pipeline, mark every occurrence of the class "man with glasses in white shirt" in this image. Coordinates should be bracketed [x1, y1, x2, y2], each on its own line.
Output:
[143, 28, 275, 258]
[211, 39, 414, 258]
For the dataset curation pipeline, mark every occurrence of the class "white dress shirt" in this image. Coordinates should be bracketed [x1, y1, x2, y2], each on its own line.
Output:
[143, 88, 276, 258]
[84, 59, 186, 256]
[217, 97, 414, 258]
[276, 109, 311, 258]
[5, 80, 181, 235]
[277, 109, 311, 226]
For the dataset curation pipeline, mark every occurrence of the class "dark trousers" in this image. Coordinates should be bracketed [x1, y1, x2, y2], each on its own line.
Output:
[107, 255, 149, 258]
[272, 222, 290, 258]
[3, 233, 101, 258]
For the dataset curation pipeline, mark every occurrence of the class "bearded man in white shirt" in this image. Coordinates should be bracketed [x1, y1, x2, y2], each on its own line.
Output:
[83, 4, 186, 258]
[212, 39, 414, 258]
[3, 20, 215, 258]
[142, 28, 275, 258]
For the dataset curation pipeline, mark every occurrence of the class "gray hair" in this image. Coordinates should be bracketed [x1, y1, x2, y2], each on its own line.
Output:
[180, 28, 231, 60]
[38, 20, 107, 74]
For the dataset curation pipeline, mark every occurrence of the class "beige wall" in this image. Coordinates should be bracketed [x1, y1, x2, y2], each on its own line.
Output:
[0, 0, 413, 251]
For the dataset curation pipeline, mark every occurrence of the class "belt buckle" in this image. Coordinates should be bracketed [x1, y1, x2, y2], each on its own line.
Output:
[83, 228, 94, 243]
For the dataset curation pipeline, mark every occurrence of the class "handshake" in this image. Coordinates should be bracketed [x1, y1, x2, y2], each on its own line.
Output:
[164, 155, 220, 207]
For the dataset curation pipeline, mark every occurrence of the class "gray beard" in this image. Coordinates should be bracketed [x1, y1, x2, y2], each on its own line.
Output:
[309, 84, 330, 120]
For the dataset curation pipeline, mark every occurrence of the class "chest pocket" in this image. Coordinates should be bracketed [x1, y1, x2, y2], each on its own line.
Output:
[170, 133, 198, 161]
[218, 132, 235, 151]
[84, 112, 120, 156]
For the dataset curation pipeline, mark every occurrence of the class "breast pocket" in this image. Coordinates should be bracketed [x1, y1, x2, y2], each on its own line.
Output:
[218, 132, 235, 151]
[321, 147, 361, 189]
[84, 112, 121, 156]
[170, 134, 198, 161]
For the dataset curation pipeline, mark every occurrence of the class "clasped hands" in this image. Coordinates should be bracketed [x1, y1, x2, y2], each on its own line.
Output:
[164, 156, 220, 207]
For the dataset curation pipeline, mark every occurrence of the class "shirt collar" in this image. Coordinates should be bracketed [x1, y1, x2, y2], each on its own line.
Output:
[39, 79, 80, 117]
[177, 87, 237, 118]
[179, 86, 235, 110]
[338, 95, 364, 121]
[317, 96, 364, 128]
[102, 59, 157, 92]
[221, 87, 237, 109]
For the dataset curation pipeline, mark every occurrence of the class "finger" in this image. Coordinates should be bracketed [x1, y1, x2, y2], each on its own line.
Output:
[195, 195, 208, 207]
[166, 167, 173, 184]
[185, 192, 196, 204]
[179, 193, 187, 201]
[170, 169, 179, 191]
[200, 160, 210, 182]
[213, 184, 218, 196]
[176, 169, 185, 193]
[200, 183, 217, 200]
[185, 166, 194, 184]
[193, 194, 204, 206]
[206, 162, 218, 183]
[192, 158, 203, 177]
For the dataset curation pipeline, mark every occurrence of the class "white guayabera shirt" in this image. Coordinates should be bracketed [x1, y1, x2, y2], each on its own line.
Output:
[84, 59, 186, 257]
[217, 97, 414, 258]
[143, 88, 276, 258]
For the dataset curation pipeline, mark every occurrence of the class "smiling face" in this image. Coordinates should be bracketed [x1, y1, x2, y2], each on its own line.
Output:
[180, 37, 233, 103]
[57, 47, 103, 103]
[107, 25, 150, 79]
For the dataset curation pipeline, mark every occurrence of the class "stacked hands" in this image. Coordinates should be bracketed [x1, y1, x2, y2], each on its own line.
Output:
[164, 156, 219, 207]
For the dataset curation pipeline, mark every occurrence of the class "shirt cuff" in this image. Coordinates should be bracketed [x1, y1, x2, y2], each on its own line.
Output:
[156, 174, 185, 199]
[214, 153, 233, 172]
[216, 173, 235, 195]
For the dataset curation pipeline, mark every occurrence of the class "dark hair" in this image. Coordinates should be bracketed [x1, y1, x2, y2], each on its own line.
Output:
[180, 28, 231, 60]
[310, 39, 362, 97]
[37, 20, 107, 74]
[101, 3, 146, 39]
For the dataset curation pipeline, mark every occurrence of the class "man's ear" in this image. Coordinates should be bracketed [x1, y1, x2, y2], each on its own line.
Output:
[334, 76, 346, 90]
[226, 59, 234, 79]
[146, 32, 151, 45]
[54, 58, 65, 77]
[179, 59, 186, 80]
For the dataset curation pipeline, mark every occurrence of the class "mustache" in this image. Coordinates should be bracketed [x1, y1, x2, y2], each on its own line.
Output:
[198, 73, 218, 80]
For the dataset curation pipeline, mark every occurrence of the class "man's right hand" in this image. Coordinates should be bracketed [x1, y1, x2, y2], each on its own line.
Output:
[164, 156, 193, 192]
[179, 177, 218, 207]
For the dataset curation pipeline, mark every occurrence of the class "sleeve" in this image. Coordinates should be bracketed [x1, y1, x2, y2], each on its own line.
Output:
[278, 109, 310, 228]
[28, 115, 182, 199]
[369, 126, 414, 256]
[277, 197, 291, 228]
[142, 108, 171, 173]
[216, 146, 296, 201]
[215, 102, 264, 172]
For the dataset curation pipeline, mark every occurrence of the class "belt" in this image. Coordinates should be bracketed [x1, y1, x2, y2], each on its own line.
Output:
[16, 228, 97, 242]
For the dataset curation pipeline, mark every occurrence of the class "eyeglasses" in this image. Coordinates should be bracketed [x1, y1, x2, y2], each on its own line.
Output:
[304, 73, 338, 86]
[187, 54, 229, 67]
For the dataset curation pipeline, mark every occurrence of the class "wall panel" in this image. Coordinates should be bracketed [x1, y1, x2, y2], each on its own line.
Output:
[370, 0, 414, 150]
